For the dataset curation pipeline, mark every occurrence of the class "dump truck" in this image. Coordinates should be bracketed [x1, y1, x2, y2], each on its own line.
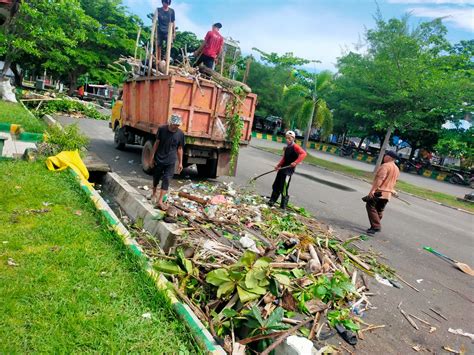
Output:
[111, 75, 257, 177]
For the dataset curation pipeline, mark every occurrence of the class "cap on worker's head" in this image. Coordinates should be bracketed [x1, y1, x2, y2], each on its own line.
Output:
[213, 23, 222, 29]
[169, 114, 182, 125]
[162, 0, 171, 4]
[384, 150, 398, 160]
[285, 130, 296, 139]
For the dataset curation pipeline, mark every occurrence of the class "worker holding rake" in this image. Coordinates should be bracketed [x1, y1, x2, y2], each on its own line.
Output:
[268, 131, 307, 209]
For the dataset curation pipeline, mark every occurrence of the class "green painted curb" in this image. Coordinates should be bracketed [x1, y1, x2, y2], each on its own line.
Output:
[252, 131, 452, 183]
[0, 123, 11, 132]
[68, 169, 224, 354]
[0, 122, 45, 142]
[18, 132, 45, 143]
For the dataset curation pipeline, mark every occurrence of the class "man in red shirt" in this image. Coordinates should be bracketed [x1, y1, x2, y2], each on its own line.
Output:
[194, 23, 224, 69]
[269, 131, 307, 209]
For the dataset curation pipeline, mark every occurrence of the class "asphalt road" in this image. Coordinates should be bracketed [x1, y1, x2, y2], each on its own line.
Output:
[253, 138, 472, 198]
[58, 116, 474, 354]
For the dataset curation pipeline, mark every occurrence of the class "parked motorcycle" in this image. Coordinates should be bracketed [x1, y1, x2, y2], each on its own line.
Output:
[448, 170, 474, 188]
[402, 159, 430, 175]
[340, 145, 355, 157]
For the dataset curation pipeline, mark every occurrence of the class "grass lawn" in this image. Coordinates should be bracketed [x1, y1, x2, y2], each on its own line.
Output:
[0, 101, 45, 133]
[258, 146, 474, 213]
[0, 160, 198, 353]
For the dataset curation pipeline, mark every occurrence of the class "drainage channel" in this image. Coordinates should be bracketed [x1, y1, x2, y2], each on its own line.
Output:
[82, 169, 225, 354]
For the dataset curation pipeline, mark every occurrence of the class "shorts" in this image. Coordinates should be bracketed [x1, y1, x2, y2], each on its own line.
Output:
[153, 162, 175, 190]
[195, 54, 215, 69]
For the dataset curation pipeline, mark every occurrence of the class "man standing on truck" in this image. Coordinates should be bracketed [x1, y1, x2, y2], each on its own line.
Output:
[157, 0, 176, 60]
[269, 131, 307, 209]
[149, 114, 184, 210]
[194, 23, 224, 69]
[364, 150, 400, 234]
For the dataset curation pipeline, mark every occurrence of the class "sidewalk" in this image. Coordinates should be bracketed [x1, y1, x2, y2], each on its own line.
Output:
[251, 138, 471, 197]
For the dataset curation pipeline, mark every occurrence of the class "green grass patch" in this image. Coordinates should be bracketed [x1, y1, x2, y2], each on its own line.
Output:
[258, 146, 474, 213]
[0, 160, 198, 353]
[0, 101, 45, 133]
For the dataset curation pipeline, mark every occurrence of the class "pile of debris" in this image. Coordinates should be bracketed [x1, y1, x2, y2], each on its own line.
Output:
[132, 182, 398, 353]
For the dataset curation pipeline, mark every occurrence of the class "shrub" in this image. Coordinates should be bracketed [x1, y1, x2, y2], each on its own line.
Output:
[39, 124, 89, 156]
[34, 99, 109, 120]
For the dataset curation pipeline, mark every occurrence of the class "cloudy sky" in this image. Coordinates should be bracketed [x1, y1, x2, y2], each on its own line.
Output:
[123, 0, 474, 70]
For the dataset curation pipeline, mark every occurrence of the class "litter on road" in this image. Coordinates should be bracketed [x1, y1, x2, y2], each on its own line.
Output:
[126, 180, 402, 353]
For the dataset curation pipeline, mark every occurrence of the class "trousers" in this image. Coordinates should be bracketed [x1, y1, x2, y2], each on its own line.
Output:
[271, 170, 292, 201]
[366, 195, 388, 230]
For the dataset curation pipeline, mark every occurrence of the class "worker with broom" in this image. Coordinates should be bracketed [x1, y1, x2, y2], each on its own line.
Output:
[268, 131, 307, 209]
[363, 150, 400, 234]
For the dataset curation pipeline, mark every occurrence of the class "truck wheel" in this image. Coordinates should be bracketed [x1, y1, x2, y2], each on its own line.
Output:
[114, 126, 126, 150]
[142, 140, 154, 175]
[197, 159, 218, 178]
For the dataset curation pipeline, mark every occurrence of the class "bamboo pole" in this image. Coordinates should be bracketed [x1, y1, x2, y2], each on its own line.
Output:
[165, 22, 173, 75]
[242, 57, 252, 84]
[148, 10, 158, 77]
[154, 14, 159, 76]
[134, 27, 141, 60]
[219, 48, 225, 76]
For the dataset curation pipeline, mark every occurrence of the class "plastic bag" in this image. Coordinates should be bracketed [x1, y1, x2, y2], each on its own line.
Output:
[0, 78, 17, 103]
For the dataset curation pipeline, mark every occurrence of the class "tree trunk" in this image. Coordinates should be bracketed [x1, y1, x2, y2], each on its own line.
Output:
[302, 101, 316, 151]
[68, 72, 77, 96]
[10, 63, 22, 87]
[374, 126, 393, 172]
[1, 58, 12, 79]
[358, 136, 366, 150]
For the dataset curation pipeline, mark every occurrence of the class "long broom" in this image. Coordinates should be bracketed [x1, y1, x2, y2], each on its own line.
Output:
[249, 165, 292, 183]
[423, 246, 474, 276]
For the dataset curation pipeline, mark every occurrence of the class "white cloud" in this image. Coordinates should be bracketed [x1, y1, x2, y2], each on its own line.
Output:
[218, 5, 364, 71]
[388, 0, 474, 4]
[172, 2, 208, 37]
[410, 6, 474, 31]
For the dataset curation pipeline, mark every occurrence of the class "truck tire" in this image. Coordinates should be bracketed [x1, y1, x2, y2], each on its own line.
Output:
[197, 159, 218, 178]
[142, 140, 154, 175]
[114, 126, 126, 150]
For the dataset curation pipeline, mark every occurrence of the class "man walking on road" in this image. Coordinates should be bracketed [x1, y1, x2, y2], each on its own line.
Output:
[269, 131, 307, 209]
[365, 150, 400, 234]
[157, 0, 176, 60]
[149, 114, 184, 210]
[194, 23, 224, 69]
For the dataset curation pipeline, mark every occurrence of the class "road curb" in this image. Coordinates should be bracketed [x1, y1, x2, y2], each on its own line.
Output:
[252, 133, 455, 182]
[70, 169, 225, 354]
[0, 122, 45, 142]
[255, 146, 473, 216]
[42, 114, 63, 130]
[102, 172, 179, 251]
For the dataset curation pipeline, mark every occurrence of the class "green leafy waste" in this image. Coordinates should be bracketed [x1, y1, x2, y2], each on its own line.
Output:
[28, 99, 109, 120]
[206, 250, 290, 303]
[225, 86, 247, 172]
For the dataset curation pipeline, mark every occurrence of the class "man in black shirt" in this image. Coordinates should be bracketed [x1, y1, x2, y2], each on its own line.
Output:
[157, 0, 175, 60]
[149, 114, 185, 210]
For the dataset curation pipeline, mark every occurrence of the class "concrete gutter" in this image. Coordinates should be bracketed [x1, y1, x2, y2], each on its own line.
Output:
[70, 169, 225, 354]
[102, 172, 179, 251]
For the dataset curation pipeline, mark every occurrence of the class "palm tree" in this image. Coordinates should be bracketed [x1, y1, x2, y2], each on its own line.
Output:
[282, 70, 334, 150]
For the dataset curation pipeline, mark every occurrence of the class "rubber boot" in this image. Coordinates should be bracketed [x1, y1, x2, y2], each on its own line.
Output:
[268, 191, 280, 206]
[280, 195, 290, 210]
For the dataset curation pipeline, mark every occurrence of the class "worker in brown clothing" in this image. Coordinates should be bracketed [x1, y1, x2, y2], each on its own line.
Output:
[365, 150, 400, 234]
